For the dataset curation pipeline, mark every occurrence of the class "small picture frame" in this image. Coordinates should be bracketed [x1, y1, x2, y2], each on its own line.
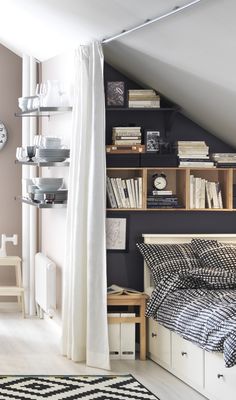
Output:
[144, 130, 161, 153]
[106, 217, 128, 251]
[106, 81, 125, 107]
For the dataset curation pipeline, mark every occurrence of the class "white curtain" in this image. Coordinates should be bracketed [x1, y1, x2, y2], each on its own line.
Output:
[22, 55, 37, 316]
[62, 42, 110, 370]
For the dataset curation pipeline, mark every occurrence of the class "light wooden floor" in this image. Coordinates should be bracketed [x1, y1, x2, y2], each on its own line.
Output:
[0, 309, 207, 400]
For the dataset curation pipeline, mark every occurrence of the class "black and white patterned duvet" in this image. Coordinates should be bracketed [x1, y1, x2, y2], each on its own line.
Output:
[146, 272, 236, 368]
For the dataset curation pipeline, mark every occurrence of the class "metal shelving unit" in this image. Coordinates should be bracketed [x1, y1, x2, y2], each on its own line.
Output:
[15, 106, 72, 118]
[21, 197, 67, 209]
[15, 160, 70, 167]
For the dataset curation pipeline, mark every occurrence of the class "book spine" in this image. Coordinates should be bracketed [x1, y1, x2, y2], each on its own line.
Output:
[138, 177, 142, 208]
[114, 140, 142, 145]
[106, 176, 117, 208]
[126, 179, 135, 208]
[116, 178, 127, 208]
[216, 182, 223, 209]
[129, 96, 160, 101]
[130, 179, 137, 208]
[112, 128, 141, 133]
[134, 179, 139, 210]
[128, 101, 160, 108]
[195, 177, 202, 208]
[152, 190, 173, 196]
[206, 182, 213, 208]
[110, 178, 123, 208]
[122, 180, 130, 208]
[206, 182, 212, 209]
[210, 182, 219, 208]
[113, 136, 141, 140]
[200, 179, 206, 209]
[189, 175, 194, 209]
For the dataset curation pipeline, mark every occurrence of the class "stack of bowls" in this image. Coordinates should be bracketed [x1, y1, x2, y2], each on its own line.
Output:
[35, 148, 70, 162]
[32, 178, 63, 191]
[42, 136, 62, 149]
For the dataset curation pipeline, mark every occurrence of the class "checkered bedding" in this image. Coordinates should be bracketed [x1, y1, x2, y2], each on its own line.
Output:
[146, 270, 236, 367]
[137, 239, 236, 368]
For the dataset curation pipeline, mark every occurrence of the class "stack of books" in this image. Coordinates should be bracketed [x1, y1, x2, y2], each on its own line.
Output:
[147, 190, 182, 209]
[106, 176, 142, 209]
[189, 175, 223, 209]
[112, 127, 142, 146]
[211, 153, 236, 167]
[128, 90, 160, 108]
[176, 141, 214, 168]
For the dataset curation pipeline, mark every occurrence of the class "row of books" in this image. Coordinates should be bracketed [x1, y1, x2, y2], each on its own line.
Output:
[128, 89, 160, 108]
[189, 175, 223, 209]
[175, 141, 215, 168]
[112, 126, 142, 146]
[107, 176, 143, 209]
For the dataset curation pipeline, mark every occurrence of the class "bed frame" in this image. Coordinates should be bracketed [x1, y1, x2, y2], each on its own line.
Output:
[142, 233, 236, 400]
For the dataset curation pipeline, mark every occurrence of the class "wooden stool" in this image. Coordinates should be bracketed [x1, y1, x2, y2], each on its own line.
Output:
[107, 294, 149, 360]
[0, 256, 25, 317]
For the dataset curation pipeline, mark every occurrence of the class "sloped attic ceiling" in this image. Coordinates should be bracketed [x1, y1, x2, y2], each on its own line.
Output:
[104, 0, 236, 148]
[1, 0, 235, 147]
[0, 0, 187, 61]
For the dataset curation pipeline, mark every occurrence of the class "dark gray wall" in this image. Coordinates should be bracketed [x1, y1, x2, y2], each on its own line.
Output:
[105, 63, 236, 291]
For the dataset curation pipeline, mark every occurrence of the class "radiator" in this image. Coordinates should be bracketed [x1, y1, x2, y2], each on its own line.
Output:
[35, 252, 56, 318]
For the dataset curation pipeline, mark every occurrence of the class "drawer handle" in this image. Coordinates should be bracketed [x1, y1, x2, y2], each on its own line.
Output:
[152, 333, 157, 338]
[217, 374, 224, 379]
[181, 351, 187, 356]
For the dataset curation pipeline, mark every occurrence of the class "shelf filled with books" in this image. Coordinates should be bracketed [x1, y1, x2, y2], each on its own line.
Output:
[187, 169, 231, 211]
[106, 168, 145, 210]
[106, 167, 236, 212]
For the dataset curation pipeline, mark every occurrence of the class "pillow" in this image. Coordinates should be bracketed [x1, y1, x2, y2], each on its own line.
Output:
[191, 238, 236, 272]
[136, 242, 200, 285]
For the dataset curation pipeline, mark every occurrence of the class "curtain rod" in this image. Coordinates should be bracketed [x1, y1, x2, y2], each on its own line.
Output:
[102, 0, 203, 44]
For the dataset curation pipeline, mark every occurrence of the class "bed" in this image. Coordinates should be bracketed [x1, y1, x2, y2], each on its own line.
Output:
[139, 234, 236, 400]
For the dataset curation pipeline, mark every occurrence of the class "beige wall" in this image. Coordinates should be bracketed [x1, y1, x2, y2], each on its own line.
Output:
[41, 51, 74, 319]
[0, 44, 22, 286]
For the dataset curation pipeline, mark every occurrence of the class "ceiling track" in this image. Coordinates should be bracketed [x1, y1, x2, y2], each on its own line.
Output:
[102, 0, 203, 44]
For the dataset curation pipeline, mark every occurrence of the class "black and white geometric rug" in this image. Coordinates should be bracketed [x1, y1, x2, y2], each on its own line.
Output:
[0, 375, 159, 399]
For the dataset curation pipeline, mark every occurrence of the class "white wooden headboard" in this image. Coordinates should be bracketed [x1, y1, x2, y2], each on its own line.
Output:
[142, 233, 236, 295]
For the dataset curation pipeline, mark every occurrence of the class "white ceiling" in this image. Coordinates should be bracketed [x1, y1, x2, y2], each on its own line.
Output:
[1, 0, 235, 147]
[0, 0, 187, 61]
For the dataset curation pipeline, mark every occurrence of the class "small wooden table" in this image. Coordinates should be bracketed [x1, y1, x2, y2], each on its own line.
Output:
[107, 293, 149, 360]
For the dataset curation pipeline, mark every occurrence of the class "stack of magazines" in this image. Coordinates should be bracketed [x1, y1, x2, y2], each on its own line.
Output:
[211, 153, 236, 167]
[176, 141, 214, 168]
[128, 89, 160, 108]
[147, 190, 182, 209]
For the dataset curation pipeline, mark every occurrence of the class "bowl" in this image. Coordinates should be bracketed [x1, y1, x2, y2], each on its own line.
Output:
[33, 178, 63, 191]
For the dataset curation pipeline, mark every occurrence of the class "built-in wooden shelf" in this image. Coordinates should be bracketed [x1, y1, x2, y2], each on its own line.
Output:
[107, 167, 236, 212]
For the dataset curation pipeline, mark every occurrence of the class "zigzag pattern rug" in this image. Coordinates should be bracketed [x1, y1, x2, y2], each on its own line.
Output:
[0, 375, 159, 400]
